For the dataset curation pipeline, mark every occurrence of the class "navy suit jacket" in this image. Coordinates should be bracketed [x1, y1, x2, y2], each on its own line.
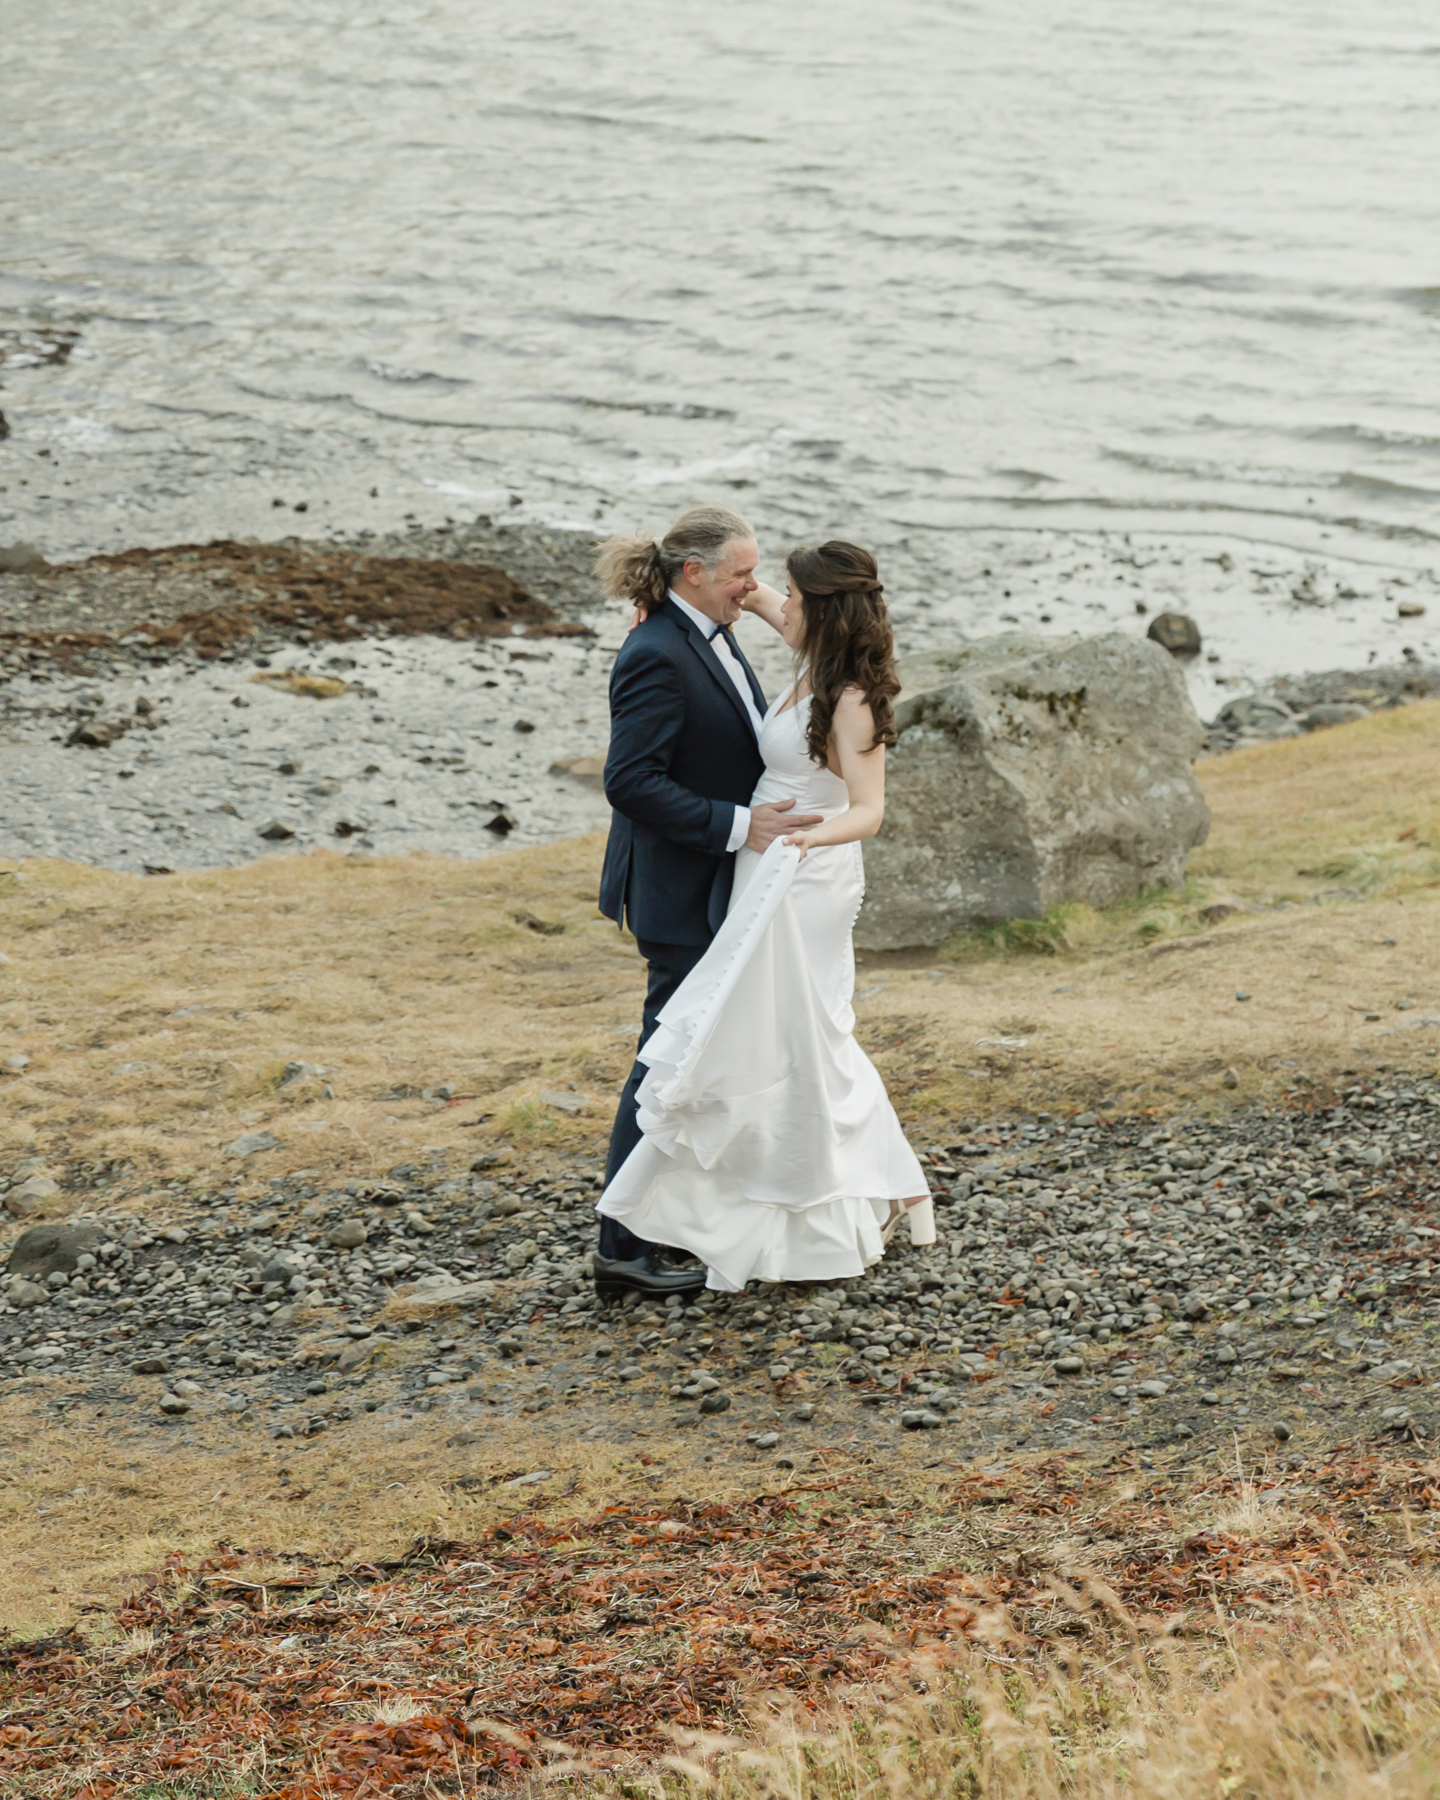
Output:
[599, 599, 768, 946]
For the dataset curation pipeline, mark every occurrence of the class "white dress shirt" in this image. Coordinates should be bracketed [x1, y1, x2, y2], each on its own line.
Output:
[667, 589, 761, 852]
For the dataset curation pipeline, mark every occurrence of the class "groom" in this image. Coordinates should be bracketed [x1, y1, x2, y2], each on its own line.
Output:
[593, 506, 822, 1300]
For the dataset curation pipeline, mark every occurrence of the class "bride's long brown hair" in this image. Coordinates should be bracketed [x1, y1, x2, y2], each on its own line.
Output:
[786, 541, 899, 768]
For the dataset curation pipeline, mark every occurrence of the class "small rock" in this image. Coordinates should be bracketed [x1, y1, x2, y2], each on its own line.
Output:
[484, 808, 518, 836]
[6, 1223, 108, 1281]
[1054, 1355, 1084, 1374]
[277, 758, 303, 775]
[1398, 602, 1427, 619]
[278, 1060, 326, 1088]
[539, 1090, 587, 1116]
[900, 1410, 944, 1430]
[472, 1149, 516, 1172]
[1, 1054, 30, 1075]
[158, 1396, 191, 1415]
[1302, 702, 1370, 731]
[1136, 1380, 1168, 1398]
[1201, 903, 1238, 925]
[328, 1220, 368, 1249]
[224, 1130, 280, 1158]
[0, 542, 48, 574]
[171, 1378, 203, 1398]
[1273, 1421, 1293, 1442]
[257, 820, 296, 841]
[7, 1280, 47, 1309]
[1146, 612, 1202, 658]
[699, 1390, 732, 1414]
[794, 1403, 817, 1421]
[1222, 1068, 1239, 1089]
[1201, 1390, 1221, 1405]
[132, 1356, 170, 1375]
[768, 1362, 792, 1381]
[1235, 990, 1251, 1002]
[751, 1431, 780, 1449]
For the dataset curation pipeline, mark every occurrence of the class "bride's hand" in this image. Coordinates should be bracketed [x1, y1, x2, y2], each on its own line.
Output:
[782, 829, 814, 860]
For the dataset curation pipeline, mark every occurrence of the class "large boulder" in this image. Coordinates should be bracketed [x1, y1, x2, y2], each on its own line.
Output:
[856, 633, 1210, 950]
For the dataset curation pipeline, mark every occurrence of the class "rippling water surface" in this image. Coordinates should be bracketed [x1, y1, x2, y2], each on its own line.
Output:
[3, 0, 1438, 583]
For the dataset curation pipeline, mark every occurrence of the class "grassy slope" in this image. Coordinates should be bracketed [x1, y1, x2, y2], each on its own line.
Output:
[5, 702, 1440, 1193]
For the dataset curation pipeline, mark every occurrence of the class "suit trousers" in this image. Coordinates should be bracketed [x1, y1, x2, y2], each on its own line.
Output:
[599, 934, 709, 1261]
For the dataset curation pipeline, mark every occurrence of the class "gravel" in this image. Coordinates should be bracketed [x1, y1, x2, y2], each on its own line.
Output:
[3, 1073, 1440, 1457]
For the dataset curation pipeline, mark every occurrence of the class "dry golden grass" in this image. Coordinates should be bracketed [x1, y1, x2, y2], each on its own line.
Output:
[0, 837, 633, 1192]
[4, 705, 1440, 1203]
[643, 1587, 1440, 1800]
[0, 1390, 837, 1638]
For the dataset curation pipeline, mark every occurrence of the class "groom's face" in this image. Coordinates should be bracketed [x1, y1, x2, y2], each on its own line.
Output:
[681, 537, 759, 625]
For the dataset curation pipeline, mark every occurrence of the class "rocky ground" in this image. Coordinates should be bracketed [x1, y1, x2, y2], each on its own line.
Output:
[5, 517, 1440, 873]
[4, 1070, 1437, 1467]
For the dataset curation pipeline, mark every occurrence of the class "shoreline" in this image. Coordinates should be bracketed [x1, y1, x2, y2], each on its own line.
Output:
[3, 515, 1440, 874]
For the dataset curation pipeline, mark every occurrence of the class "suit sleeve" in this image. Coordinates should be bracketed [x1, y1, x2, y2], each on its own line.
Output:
[604, 641, 737, 856]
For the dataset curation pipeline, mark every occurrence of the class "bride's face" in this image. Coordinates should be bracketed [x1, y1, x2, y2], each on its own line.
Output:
[780, 577, 806, 649]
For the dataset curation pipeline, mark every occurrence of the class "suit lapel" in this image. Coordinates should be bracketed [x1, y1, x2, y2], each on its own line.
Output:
[662, 599, 762, 741]
[728, 634, 768, 719]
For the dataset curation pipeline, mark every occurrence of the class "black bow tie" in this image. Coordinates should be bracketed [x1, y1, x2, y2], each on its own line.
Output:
[707, 622, 732, 643]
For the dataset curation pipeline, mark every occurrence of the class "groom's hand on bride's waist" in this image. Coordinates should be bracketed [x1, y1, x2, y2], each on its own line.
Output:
[746, 798, 823, 852]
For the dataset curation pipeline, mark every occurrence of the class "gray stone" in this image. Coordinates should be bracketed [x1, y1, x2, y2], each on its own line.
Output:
[158, 1395, 191, 1415]
[899, 1409, 945, 1430]
[6, 1223, 109, 1281]
[857, 633, 1210, 949]
[1212, 694, 1301, 739]
[1302, 702, 1369, 732]
[1146, 612, 1202, 657]
[328, 1219, 368, 1249]
[223, 1130, 280, 1158]
[257, 819, 296, 841]
[0, 542, 48, 574]
[4, 1174, 60, 1218]
[698, 1390, 732, 1414]
[132, 1356, 170, 1375]
[1, 1054, 30, 1075]
[7, 1279, 47, 1309]
[1054, 1354, 1084, 1373]
[278, 1060, 327, 1088]
[539, 1089, 587, 1115]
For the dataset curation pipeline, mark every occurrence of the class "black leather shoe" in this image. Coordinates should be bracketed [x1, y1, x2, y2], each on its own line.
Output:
[592, 1250, 706, 1301]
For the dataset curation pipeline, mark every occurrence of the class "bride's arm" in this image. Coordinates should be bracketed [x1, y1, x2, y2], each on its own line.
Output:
[741, 580, 787, 634]
[783, 691, 886, 854]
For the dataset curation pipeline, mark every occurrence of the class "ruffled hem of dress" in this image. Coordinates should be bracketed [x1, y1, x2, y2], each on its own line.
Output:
[597, 1152, 891, 1291]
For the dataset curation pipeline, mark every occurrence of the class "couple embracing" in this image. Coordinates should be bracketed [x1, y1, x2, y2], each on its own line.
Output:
[591, 505, 934, 1303]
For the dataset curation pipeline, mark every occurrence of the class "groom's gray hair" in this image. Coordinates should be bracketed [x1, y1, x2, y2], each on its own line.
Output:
[595, 505, 755, 613]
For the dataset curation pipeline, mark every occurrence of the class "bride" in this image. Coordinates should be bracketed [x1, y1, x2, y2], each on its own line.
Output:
[597, 539, 935, 1292]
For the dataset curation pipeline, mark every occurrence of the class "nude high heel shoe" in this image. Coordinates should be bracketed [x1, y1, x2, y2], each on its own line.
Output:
[883, 1196, 937, 1247]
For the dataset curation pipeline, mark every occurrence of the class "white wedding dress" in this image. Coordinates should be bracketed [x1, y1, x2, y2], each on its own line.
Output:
[597, 682, 932, 1291]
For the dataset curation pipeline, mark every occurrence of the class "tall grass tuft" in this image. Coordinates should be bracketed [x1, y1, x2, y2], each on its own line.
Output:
[603, 1590, 1440, 1800]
